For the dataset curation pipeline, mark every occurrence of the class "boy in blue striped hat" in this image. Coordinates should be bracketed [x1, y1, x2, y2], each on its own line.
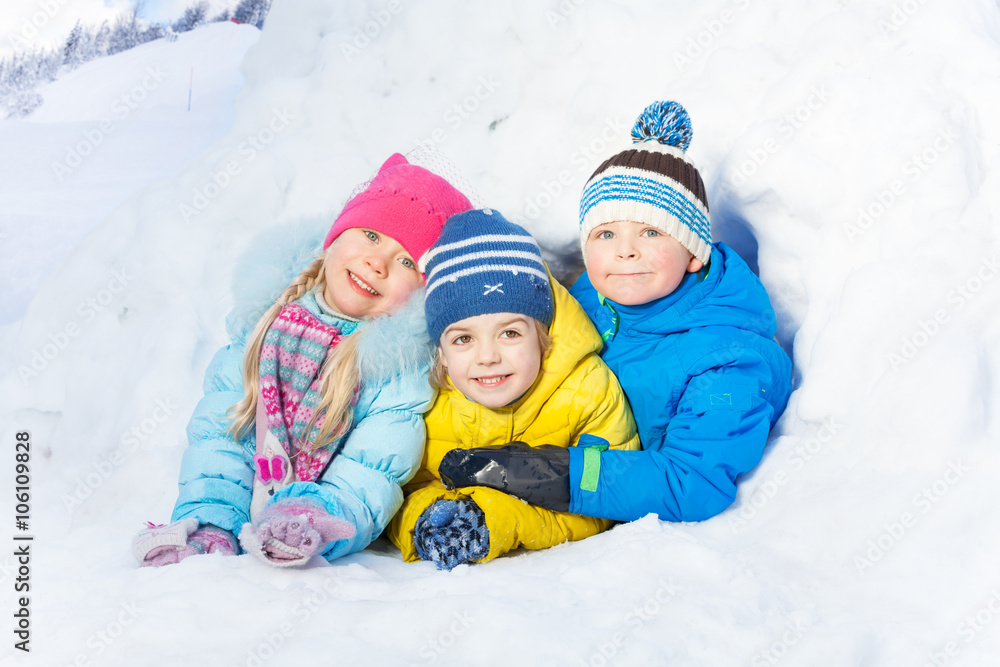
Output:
[387, 208, 640, 569]
[439, 102, 793, 524]
[422, 207, 555, 409]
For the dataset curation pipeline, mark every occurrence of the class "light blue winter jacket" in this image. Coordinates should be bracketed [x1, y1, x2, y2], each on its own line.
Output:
[171, 219, 436, 561]
[568, 242, 793, 522]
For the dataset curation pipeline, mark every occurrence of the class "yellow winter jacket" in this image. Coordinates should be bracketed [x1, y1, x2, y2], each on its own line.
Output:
[387, 272, 640, 564]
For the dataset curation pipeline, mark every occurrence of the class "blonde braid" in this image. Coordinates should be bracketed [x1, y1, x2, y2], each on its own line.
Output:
[228, 256, 326, 440]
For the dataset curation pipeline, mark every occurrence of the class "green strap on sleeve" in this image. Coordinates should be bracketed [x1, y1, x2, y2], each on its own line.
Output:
[579, 444, 608, 493]
[596, 293, 620, 342]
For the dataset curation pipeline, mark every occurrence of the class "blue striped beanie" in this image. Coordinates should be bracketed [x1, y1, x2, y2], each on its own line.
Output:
[423, 208, 553, 343]
[580, 101, 712, 264]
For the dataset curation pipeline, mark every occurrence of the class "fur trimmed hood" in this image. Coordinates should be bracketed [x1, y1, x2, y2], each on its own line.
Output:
[225, 216, 329, 344]
[354, 290, 436, 383]
[224, 216, 436, 382]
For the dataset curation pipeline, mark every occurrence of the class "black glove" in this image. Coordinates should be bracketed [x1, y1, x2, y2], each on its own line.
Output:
[439, 442, 571, 512]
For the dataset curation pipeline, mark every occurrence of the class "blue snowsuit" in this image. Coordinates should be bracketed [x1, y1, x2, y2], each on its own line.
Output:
[567, 242, 792, 522]
[170, 220, 436, 561]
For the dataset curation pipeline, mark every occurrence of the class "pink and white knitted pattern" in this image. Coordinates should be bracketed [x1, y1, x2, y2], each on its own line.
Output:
[258, 302, 357, 482]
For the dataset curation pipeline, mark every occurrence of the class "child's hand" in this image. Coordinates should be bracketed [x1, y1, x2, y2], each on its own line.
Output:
[134, 520, 237, 567]
[414, 499, 489, 570]
[239, 498, 355, 568]
[439, 441, 573, 512]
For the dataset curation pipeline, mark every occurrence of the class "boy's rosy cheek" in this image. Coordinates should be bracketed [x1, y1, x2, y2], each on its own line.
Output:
[585, 245, 603, 268]
[586, 248, 610, 275]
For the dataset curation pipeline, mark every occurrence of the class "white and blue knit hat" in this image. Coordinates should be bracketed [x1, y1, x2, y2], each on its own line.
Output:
[580, 101, 712, 264]
[423, 208, 553, 343]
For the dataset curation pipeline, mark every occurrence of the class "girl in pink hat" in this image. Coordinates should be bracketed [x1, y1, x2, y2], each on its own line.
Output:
[133, 154, 473, 568]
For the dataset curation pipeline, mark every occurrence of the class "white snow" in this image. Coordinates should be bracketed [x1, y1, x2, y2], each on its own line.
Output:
[0, 21, 261, 324]
[3, 1, 1000, 665]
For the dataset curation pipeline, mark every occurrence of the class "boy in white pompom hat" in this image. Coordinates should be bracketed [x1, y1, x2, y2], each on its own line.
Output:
[440, 101, 793, 524]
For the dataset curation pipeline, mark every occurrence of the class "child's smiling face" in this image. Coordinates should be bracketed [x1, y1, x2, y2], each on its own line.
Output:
[323, 227, 423, 319]
[585, 220, 704, 305]
[439, 313, 544, 408]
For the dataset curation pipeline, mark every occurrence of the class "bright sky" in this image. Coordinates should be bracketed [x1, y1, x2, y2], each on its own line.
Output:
[0, 0, 237, 57]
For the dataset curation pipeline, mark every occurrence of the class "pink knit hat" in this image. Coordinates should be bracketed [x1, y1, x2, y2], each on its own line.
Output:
[324, 153, 473, 270]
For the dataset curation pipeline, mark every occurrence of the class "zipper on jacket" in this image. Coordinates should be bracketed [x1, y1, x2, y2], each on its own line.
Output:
[597, 293, 620, 342]
[473, 402, 515, 446]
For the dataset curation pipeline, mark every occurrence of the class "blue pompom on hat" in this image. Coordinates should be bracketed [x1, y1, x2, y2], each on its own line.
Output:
[631, 100, 694, 150]
[580, 100, 712, 264]
[423, 208, 553, 343]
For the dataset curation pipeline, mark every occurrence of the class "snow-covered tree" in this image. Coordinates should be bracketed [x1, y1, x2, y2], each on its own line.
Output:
[36, 48, 61, 82]
[62, 21, 85, 69]
[173, 2, 210, 33]
[3, 90, 44, 118]
[0, 7, 170, 119]
[233, 0, 272, 29]
[139, 22, 167, 44]
[108, 11, 141, 55]
[0, 48, 56, 118]
[93, 21, 111, 59]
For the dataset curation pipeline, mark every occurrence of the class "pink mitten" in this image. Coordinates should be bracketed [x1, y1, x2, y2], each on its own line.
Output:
[134, 519, 237, 567]
[239, 499, 355, 568]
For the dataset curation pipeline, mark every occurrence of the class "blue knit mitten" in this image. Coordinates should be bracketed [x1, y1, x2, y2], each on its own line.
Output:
[414, 499, 489, 570]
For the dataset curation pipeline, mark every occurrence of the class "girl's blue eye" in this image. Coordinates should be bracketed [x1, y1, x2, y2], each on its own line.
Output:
[365, 230, 379, 242]
[597, 231, 614, 240]
[642, 229, 660, 237]
[399, 257, 415, 269]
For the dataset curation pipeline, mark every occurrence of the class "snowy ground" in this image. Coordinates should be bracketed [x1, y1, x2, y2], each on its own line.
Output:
[3, 1, 1000, 666]
[0, 21, 261, 324]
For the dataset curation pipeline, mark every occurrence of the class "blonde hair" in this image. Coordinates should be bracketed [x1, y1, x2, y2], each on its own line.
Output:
[430, 320, 552, 390]
[228, 253, 361, 454]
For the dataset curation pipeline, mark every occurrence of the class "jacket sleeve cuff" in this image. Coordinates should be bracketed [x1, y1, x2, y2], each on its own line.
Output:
[567, 445, 587, 516]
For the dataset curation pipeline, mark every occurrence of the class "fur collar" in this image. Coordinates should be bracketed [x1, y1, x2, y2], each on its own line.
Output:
[225, 216, 435, 382]
[354, 290, 436, 383]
